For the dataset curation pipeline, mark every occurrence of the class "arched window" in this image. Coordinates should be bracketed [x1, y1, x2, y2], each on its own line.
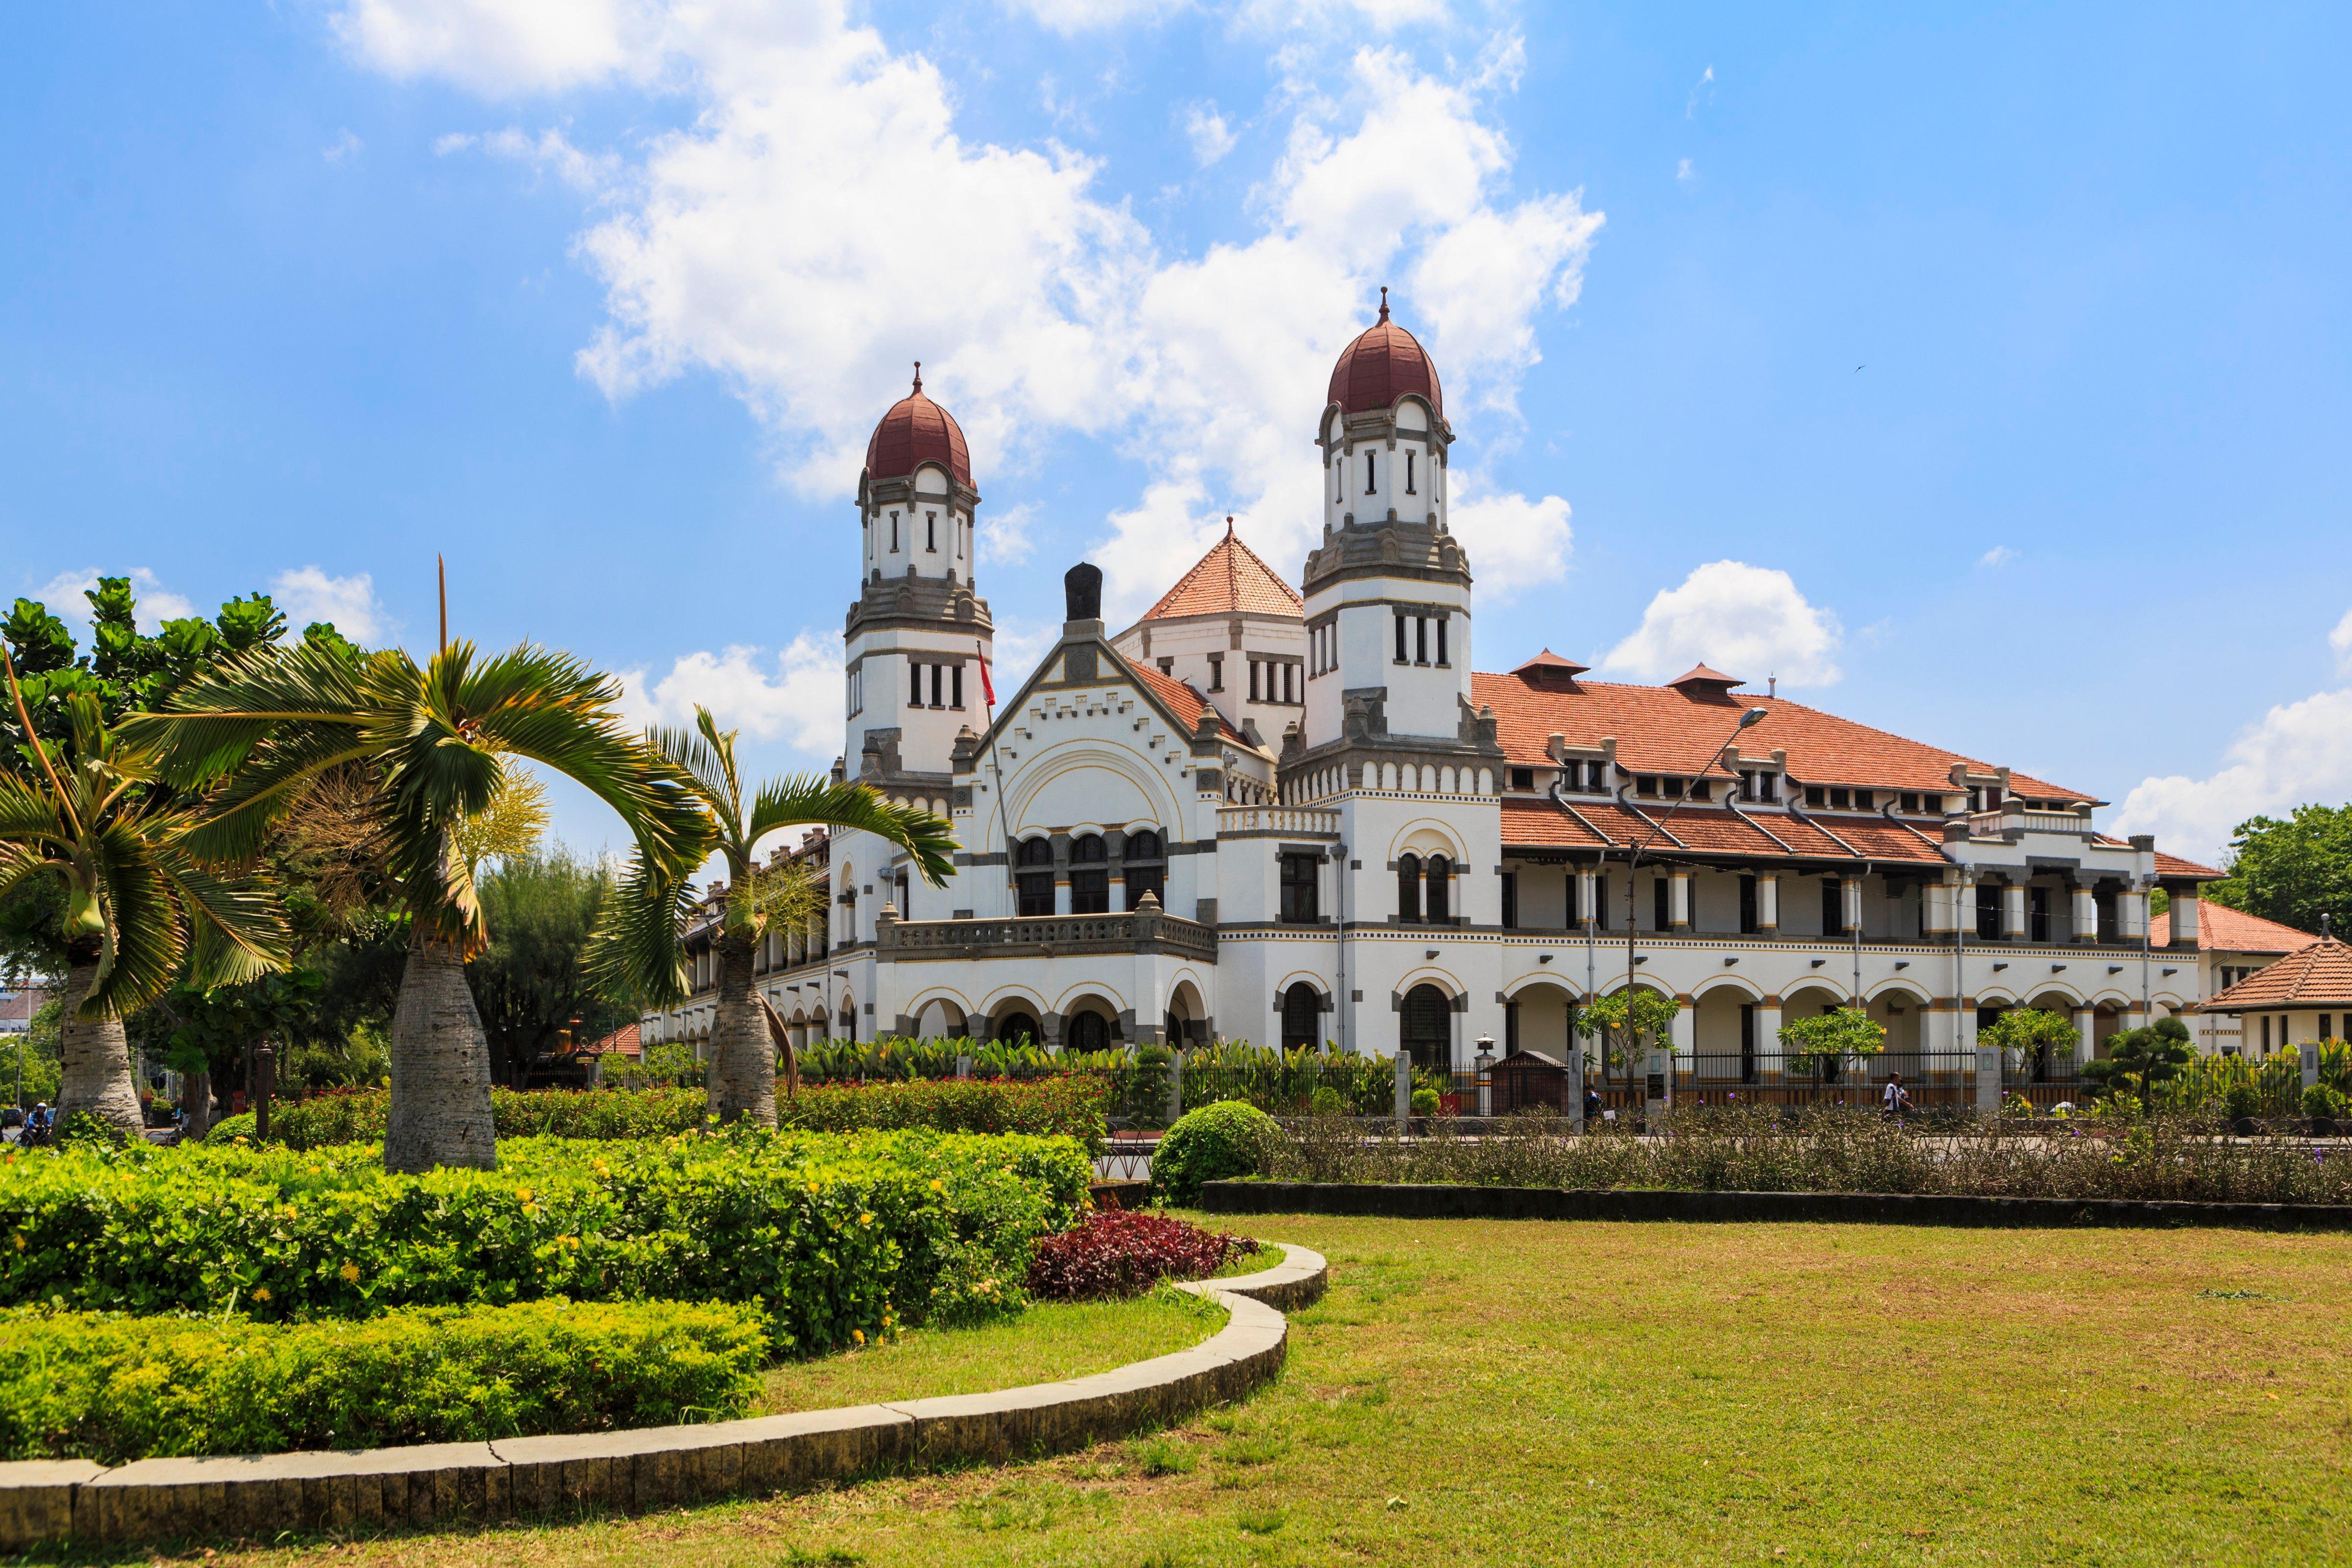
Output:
[1401, 983, 1451, 1073]
[1070, 833, 1109, 914]
[1425, 855, 1452, 923]
[1068, 1010, 1111, 1052]
[1121, 828, 1166, 909]
[995, 1009, 1041, 1047]
[1397, 853, 1422, 921]
[1015, 837, 1055, 917]
[1281, 982, 1323, 1052]
[838, 999, 856, 1039]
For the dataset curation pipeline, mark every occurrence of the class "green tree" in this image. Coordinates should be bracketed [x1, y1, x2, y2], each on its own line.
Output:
[466, 847, 635, 1087]
[1777, 1006, 1888, 1076]
[1978, 1007, 2082, 1079]
[1575, 988, 1682, 1079]
[148, 969, 324, 1137]
[0, 663, 287, 1137]
[126, 636, 710, 1171]
[2084, 1016, 2194, 1106]
[5, 996, 64, 1108]
[603, 708, 954, 1127]
[2204, 803, 2352, 937]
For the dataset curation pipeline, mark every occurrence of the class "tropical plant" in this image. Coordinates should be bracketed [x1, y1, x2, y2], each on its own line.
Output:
[1977, 1007, 2081, 1077]
[0, 658, 287, 1137]
[1777, 1006, 1888, 1074]
[121, 630, 710, 1171]
[605, 707, 954, 1128]
[1575, 988, 1681, 1077]
[466, 846, 634, 1088]
[2084, 1016, 2194, 1106]
[2203, 802, 2352, 938]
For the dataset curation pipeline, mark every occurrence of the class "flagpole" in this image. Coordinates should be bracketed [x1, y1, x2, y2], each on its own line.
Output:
[977, 641, 1017, 907]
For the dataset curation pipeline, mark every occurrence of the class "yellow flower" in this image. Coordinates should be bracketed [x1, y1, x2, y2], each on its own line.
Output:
[858, 1213, 873, 1226]
[929, 1178, 943, 1192]
[339, 1262, 361, 1284]
[853, 1329, 865, 1345]
[522, 1202, 539, 1216]
[516, 1186, 535, 1203]
[252, 1286, 271, 1302]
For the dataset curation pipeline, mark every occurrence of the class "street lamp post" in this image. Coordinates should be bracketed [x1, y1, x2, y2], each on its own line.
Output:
[1618, 706, 1769, 1125]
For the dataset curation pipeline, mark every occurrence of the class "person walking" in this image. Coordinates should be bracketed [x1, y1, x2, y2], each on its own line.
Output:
[1881, 1072, 1913, 1120]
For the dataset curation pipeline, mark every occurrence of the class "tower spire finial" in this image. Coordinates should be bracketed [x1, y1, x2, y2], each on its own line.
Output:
[1378, 285, 1389, 322]
[1225, 514, 1235, 538]
[911, 360, 922, 393]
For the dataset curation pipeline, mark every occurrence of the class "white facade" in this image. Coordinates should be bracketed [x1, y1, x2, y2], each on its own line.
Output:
[644, 307, 2231, 1103]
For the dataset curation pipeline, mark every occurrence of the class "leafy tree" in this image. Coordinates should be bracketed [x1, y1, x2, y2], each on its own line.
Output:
[602, 708, 953, 1127]
[1977, 1007, 2081, 1078]
[1777, 1006, 1888, 1075]
[0, 662, 287, 1136]
[127, 637, 710, 1171]
[466, 847, 635, 1088]
[149, 969, 324, 1136]
[2084, 1016, 2194, 1105]
[1575, 988, 1682, 1078]
[4, 996, 64, 1108]
[2204, 803, 2352, 937]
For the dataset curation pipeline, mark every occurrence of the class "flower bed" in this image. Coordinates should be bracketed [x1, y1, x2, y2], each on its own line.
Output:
[0, 1130, 1091, 1354]
[0, 1298, 766, 1464]
[206, 1078, 1108, 1152]
[1026, 1211, 1259, 1302]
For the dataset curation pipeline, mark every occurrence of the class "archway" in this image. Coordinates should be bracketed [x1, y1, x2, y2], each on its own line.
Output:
[1280, 981, 1323, 1052]
[994, 1009, 1042, 1047]
[1400, 983, 1452, 1073]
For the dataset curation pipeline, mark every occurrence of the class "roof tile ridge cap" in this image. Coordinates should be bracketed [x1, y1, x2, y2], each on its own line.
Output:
[1619, 796, 1687, 850]
[1554, 798, 1618, 848]
[1878, 798, 1954, 859]
[1144, 552, 1217, 619]
[1722, 794, 1797, 855]
[1228, 533, 1304, 606]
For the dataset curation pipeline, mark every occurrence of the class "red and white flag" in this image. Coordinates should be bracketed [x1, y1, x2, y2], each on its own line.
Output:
[976, 641, 995, 707]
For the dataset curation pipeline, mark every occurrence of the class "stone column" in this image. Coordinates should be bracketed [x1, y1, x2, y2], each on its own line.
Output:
[2071, 883, 2098, 945]
[1670, 870, 1691, 930]
[1577, 869, 1598, 927]
[2302, 1039, 2321, 1093]
[1394, 1049, 1413, 1125]
[2072, 1006, 2097, 1070]
[1976, 1043, 2002, 1117]
[2118, 888, 2147, 942]
[1923, 877, 1955, 937]
[1110, 873, 1128, 914]
[1054, 877, 1073, 916]
[2003, 883, 2027, 942]
[1754, 1001, 1784, 1082]
[1842, 877, 1863, 934]
[2170, 890, 2201, 948]
[1758, 873, 1780, 933]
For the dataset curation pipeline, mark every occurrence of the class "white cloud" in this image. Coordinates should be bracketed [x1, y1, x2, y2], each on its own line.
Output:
[436, 126, 619, 194]
[1675, 157, 1692, 185]
[1600, 561, 1843, 688]
[30, 568, 196, 638]
[616, 631, 843, 757]
[1447, 484, 1570, 602]
[1978, 544, 2017, 568]
[1004, 0, 1191, 32]
[337, 4, 1594, 625]
[2329, 604, 2352, 672]
[981, 501, 1039, 567]
[271, 567, 392, 643]
[323, 128, 365, 163]
[1183, 102, 1237, 167]
[2112, 686, 2352, 865]
[1686, 63, 1714, 118]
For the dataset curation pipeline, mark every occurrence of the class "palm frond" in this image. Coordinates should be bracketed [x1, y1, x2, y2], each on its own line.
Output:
[747, 776, 957, 886]
[82, 821, 189, 1020]
[119, 640, 378, 788]
[647, 716, 740, 841]
[167, 729, 379, 866]
[583, 851, 697, 1009]
[0, 774, 73, 851]
[149, 838, 290, 987]
[469, 688, 711, 879]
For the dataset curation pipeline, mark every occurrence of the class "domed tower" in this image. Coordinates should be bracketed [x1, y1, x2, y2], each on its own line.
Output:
[844, 365, 993, 788]
[1299, 291, 1490, 769]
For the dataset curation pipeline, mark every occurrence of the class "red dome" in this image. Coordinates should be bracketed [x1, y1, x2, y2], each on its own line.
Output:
[863, 365, 972, 488]
[1327, 289, 1442, 418]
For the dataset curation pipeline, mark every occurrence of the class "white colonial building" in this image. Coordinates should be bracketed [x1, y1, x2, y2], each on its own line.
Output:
[645, 299, 2261, 1107]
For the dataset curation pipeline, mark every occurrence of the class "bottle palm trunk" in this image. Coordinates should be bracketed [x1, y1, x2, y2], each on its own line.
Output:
[56, 950, 146, 1138]
[384, 942, 498, 1171]
[710, 931, 775, 1126]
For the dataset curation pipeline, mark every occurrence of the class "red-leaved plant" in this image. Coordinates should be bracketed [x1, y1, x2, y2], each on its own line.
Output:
[1026, 1211, 1260, 1302]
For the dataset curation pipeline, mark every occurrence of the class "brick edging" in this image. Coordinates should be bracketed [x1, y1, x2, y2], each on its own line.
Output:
[0, 1244, 1329, 1548]
[1199, 1181, 2352, 1232]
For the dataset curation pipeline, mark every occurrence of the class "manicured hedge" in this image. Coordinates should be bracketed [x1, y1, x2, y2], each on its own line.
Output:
[208, 1078, 1107, 1152]
[0, 1130, 1091, 1355]
[0, 1298, 765, 1464]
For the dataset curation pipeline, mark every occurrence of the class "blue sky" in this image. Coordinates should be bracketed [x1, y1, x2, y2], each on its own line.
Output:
[5, 1, 2350, 865]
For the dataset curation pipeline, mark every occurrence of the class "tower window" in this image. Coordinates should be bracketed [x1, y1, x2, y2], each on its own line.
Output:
[951, 664, 964, 709]
[1415, 617, 1428, 665]
[1435, 618, 1448, 666]
[957, 516, 966, 559]
[908, 661, 923, 709]
[1406, 451, 1416, 493]
[1395, 612, 1409, 664]
[889, 512, 899, 551]
[1396, 853, 1422, 921]
[1208, 655, 1224, 691]
[1249, 660, 1261, 702]
[926, 513, 937, 552]
[1425, 855, 1452, 922]
[930, 663, 944, 709]
[1365, 451, 1376, 494]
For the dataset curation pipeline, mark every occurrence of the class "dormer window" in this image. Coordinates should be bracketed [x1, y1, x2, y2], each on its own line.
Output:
[1638, 777, 1658, 798]
[1664, 778, 1685, 801]
[1806, 786, 1825, 807]
[1829, 788, 1849, 809]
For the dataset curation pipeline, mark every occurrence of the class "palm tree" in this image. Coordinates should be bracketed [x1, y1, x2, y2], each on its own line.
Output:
[0, 659, 286, 1138]
[601, 708, 955, 1127]
[125, 637, 710, 1171]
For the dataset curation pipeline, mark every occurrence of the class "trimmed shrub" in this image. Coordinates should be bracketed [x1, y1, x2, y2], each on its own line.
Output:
[1027, 1211, 1258, 1301]
[0, 1130, 1090, 1354]
[1152, 1102, 1279, 1203]
[207, 1079, 1105, 1152]
[0, 1298, 765, 1464]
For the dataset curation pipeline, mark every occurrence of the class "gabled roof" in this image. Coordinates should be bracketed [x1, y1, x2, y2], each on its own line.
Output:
[1496, 796, 1949, 865]
[2155, 851, 2225, 880]
[2200, 937, 2352, 1011]
[1133, 663, 1251, 745]
[2152, 903, 2320, 956]
[1472, 670, 2091, 802]
[1142, 523, 1303, 621]
[583, 1023, 641, 1057]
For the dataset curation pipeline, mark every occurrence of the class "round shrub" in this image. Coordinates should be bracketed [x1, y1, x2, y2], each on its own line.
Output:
[1028, 1211, 1257, 1301]
[1153, 1101, 1278, 1202]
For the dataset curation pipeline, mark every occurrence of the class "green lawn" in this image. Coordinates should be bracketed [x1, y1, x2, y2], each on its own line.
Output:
[185, 1216, 2348, 1567]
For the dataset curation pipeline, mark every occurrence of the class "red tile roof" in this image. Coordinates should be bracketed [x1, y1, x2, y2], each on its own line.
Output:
[1328, 292, 1443, 417]
[1497, 795, 1949, 864]
[2151, 903, 2318, 955]
[1142, 522, 1303, 621]
[1473, 669, 2091, 802]
[864, 368, 972, 488]
[583, 1023, 641, 1057]
[2155, 851, 2225, 880]
[2200, 937, 2352, 1011]
[1132, 663, 1251, 746]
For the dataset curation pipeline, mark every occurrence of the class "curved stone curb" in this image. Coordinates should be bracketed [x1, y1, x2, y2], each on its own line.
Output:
[1202, 1180, 2352, 1232]
[0, 1242, 1328, 1549]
